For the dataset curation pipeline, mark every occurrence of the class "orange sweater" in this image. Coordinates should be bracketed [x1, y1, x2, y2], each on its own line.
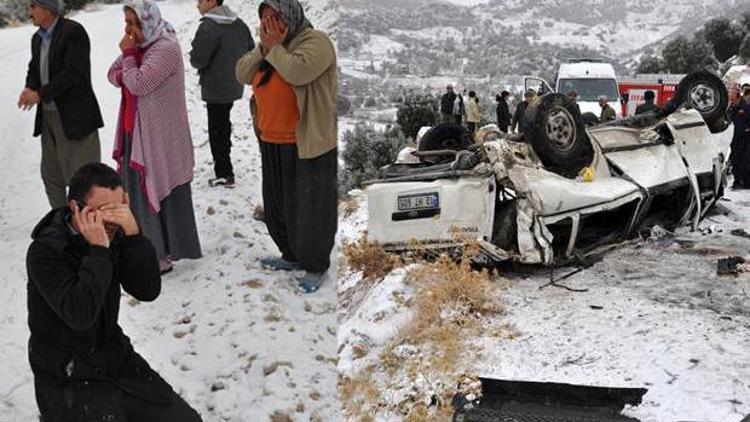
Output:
[252, 70, 299, 144]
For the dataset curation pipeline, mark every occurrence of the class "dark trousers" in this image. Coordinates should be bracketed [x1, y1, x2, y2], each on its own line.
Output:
[454, 114, 463, 125]
[467, 122, 477, 133]
[730, 133, 749, 187]
[34, 374, 202, 422]
[207, 102, 234, 180]
[260, 142, 338, 273]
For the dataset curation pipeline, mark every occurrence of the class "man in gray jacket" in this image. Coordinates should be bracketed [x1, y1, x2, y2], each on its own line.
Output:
[190, 0, 254, 188]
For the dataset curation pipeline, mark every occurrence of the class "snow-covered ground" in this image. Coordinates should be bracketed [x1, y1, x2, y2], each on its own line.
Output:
[0, 1, 339, 421]
[339, 181, 750, 420]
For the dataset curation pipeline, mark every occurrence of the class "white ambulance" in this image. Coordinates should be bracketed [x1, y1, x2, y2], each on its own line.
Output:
[525, 59, 622, 118]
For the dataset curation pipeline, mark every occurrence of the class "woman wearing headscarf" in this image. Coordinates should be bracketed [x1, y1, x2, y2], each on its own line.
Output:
[108, 0, 202, 273]
[236, 0, 337, 293]
[467, 90, 481, 133]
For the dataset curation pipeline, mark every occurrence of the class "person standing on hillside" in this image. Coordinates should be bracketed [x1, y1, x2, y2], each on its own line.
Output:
[440, 84, 457, 124]
[511, 89, 535, 134]
[190, 0, 255, 188]
[236, 0, 338, 293]
[466, 90, 481, 133]
[635, 90, 658, 115]
[566, 90, 581, 113]
[453, 89, 465, 125]
[598, 95, 616, 122]
[495, 90, 511, 132]
[18, 0, 103, 209]
[728, 85, 750, 189]
[107, 0, 202, 273]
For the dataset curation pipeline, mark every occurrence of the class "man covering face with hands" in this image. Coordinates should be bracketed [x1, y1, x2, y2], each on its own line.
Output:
[25, 163, 202, 421]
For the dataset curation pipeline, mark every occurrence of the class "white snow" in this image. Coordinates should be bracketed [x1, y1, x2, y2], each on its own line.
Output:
[339, 186, 750, 420]
[0, 1, 339, 421]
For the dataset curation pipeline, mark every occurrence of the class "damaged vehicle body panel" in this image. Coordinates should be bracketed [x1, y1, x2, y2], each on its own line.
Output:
[366, 72, 732, 265]
[367, 175, 497, 251]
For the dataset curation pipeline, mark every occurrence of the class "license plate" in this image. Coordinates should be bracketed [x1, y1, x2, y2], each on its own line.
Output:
[397, 192, 439, 211]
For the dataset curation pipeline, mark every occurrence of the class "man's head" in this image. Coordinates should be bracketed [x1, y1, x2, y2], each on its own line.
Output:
[566, 90, 578, 102]
[67, 163, 125, 239]
[524, 89, 536, 101]
[598, 95, 609, 107]
[197, 0, 221, 15]
[446, 84, 454, 93]
[644, 90, 655, 102]
[29, 0, 61, 28]
[501, 90, 510, 98]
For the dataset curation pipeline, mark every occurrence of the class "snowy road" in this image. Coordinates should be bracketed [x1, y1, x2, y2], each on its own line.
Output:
[0, 1, 339, 421]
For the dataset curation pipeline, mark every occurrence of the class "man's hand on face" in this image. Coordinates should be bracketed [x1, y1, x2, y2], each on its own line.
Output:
[260, 15, 288, 55]
[119, 33, 137, 53]
[73, 205, 111, 249]
[17, 88, 41, 111]
[100, 194, 139, 236]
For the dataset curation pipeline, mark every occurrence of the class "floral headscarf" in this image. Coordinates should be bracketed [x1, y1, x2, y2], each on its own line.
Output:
[124, 0, 176, 47]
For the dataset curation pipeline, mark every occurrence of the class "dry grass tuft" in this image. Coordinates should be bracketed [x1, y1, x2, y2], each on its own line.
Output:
[340, 194, 361, 218]
[343, 235, 400, 280]
[340, 368, 381, 422]
[341, 233, 512, 420]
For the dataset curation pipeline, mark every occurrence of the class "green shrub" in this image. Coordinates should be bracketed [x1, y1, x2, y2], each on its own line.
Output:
[396, 91, 438, 140]
[340, 124, 411, 193]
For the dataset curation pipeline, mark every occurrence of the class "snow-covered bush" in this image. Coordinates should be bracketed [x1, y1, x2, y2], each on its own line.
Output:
[340, 124, 411, 193]
[396, 91, 438, 140]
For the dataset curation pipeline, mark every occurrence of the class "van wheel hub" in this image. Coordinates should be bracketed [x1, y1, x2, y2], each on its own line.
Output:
[690, 84, 717, 113]
[545, 107, 577, 151]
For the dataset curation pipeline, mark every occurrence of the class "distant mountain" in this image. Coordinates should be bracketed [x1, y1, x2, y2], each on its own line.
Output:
[338, 0, 749, 85]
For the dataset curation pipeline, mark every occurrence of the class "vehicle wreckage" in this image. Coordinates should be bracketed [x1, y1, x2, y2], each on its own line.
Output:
[366, 71, 732, 265]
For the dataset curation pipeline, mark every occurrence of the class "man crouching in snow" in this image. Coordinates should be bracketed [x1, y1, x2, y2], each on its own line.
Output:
[26, 163, 201, 422]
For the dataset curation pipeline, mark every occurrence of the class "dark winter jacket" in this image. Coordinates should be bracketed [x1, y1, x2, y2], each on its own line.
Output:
[511, 100, 529, 133]
[496, 98, 510, 130]
[25, 18, 104, 140]
[25, 208, 173, 403]
[190, 5, 254, 103]
[729, 98, 750, 135]
[635, 100, 658, 115]
[440, 91, 457, 114]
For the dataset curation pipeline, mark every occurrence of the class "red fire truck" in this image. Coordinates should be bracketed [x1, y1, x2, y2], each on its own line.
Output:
[617, 74, 684, 117]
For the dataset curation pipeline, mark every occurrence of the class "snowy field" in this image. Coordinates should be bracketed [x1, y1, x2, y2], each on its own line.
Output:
[339, 176, 750, 421]
[0, 1, 339, 421]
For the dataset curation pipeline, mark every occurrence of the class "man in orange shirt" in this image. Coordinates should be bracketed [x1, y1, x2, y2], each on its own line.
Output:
[236, 0, 337, 293]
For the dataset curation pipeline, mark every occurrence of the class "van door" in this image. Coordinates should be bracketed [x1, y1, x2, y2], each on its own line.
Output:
[524, 76, 554, 96]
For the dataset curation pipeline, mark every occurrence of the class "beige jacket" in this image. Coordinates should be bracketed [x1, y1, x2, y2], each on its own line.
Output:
[467, 98, 481, 123]
[236, 28, 337, 159]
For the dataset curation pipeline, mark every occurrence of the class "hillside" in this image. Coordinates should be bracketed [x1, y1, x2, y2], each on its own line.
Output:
[338, 0, 750, 106]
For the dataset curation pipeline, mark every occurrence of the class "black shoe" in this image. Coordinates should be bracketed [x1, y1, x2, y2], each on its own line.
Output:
[209, 177, 235, 188]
